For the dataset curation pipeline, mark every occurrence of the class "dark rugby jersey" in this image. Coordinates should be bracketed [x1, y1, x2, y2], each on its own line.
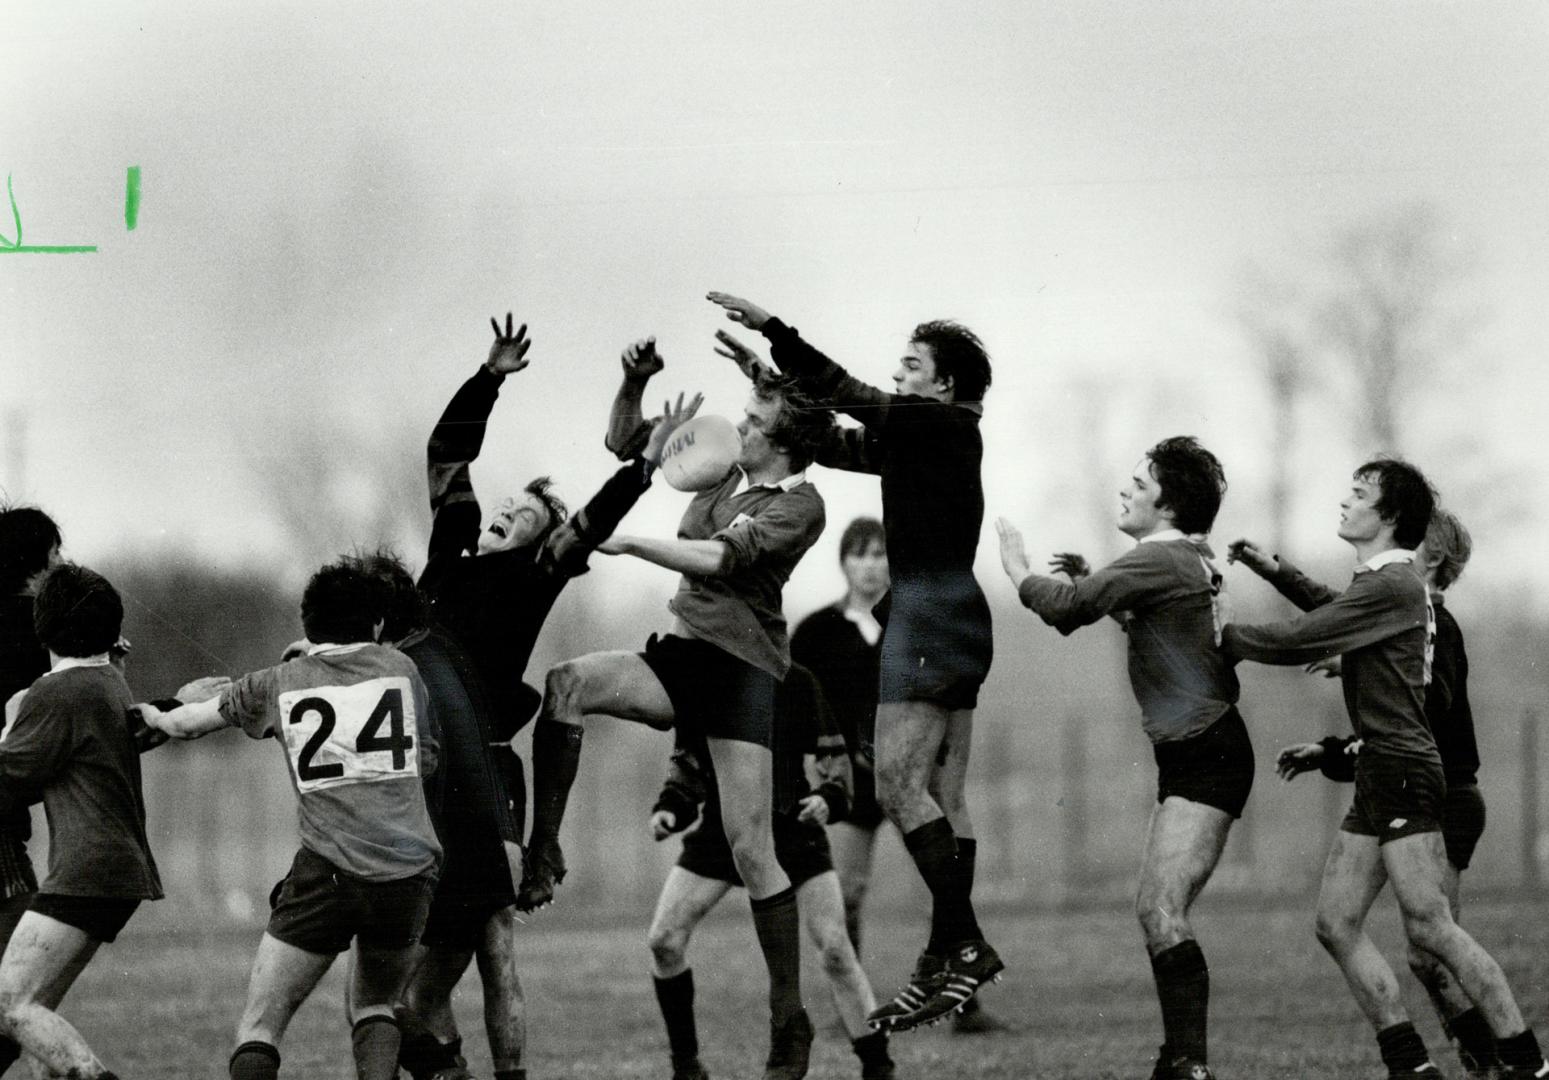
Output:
[791, 603, 881, 762]
[1015, 535, 1239, 744]
[0, 593, 46, 895]
[0, 662, 162, 900]
[667, 468, 825, 678]
[419, 365, 655, 737]
[1225, 555, 1437, 763]
[760, 319, 984, 579]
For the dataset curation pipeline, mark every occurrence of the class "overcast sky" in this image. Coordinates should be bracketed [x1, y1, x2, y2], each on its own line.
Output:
[3, 1, 1547, 618]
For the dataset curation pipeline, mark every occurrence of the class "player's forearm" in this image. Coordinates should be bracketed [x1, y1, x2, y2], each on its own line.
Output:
[613, 536, 731, 577]
[605, 374, 653, 459]
[150, 697, 229, 738]
[1266, 556, 1339, 613]
[761, 319, 890, 418]
[427, 367, 503, 506]
[1015, 573, 1109, 634]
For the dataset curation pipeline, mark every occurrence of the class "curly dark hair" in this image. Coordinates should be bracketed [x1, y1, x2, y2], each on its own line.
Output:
[0, 503, 62, 595]
[349, 548, 427, 642]
[752, 370, 834, 471]
[911, 320, 993, 404]
[1354, 457, 1435, 550]
[1146, 437, 1227, 535]
[33, 563, 122, 658]
[521, 476, 569, 549]
[301, 556, 384, 645]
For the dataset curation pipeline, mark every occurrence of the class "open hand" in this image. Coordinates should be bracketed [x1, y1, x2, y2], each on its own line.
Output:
[706, 292, 772, 331]
[713, 329, 771, 382]
[176, 675, 232, 702]
[643, 392, 706, 465]
[486, 313, 533, 375]
[1275, 742, 1324, 781]
[994, 517, 1033, 585]
[1226, 538, 1277, 576]
[1050, 552, 1091, 580]
[622, 337, 665, 381]
[796, 794, 830, 825]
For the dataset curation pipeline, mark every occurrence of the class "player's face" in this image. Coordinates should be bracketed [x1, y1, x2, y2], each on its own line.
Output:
[892, 342, 951, 401]
[1337, 473, 1388, 546]
[736, 393, 781, 472]
[1118, 459, 1170, 539]
[477, 492, 554, 555]
[23, 544, 62, 595]
[841, 538, 889, 599]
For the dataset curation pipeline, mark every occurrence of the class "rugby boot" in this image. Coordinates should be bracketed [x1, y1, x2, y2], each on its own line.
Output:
[1161, 1059, 1214, 1080]
[763, 1008, 814, 1080]
[670, 1054, 711, 1080]
[866, 953, 945, 1031]
[901, 938, 1005, 1029]
[515, 837, 567, 912]
[950, 994, 1011, 1035]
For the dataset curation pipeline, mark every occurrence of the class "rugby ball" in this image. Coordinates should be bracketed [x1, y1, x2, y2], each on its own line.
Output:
[659, 414, 741, 492]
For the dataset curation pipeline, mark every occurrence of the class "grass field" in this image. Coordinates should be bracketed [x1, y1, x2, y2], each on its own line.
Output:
[50, 890, 1549, 1079]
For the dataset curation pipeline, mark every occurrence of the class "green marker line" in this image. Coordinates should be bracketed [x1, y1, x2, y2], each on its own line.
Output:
[0, 246, 99, 254]
[125, 165, 141, 230]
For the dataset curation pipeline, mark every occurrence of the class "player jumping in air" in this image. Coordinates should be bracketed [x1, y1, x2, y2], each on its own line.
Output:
[1238, 508, 1500, 1078]
[996, 437, 1238, 1080]
[646, 663, 895, 1080]
[521, 355, 832, 1080]
[140, 558, 442, 1080]
[706, 292, 999, 1032]
[1223, 460, 1549, 1080]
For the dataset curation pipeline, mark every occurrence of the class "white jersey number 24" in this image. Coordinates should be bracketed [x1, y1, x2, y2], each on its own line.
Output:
[278, 676, 419, 793]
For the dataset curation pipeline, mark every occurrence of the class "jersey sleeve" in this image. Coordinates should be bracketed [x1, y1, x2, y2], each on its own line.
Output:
[1016, 545, 1183, 635]
[760, 319, 898, 429]
[219, 665, 284, 740]
[1267, 556, 1341, 612]
[713, 488, 826, 575]
[0, 678, 76, 812]
[425, 366, 505, 566]
[539, 458, 656, 578]
[1222, 571, 1419, 666]
[813, 422, 883, 476]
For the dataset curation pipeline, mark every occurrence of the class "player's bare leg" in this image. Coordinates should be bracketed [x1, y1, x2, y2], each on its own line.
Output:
[521, 652, 675, 910]
[397, 946, 474, 1079]
[1407, 864, 1498, 1075]
[648, 867, 733, 1080]
[349, 942, 421, 1080]
[0, 914, 107, 1079]
[827, 823, 877, 956]
[1137, 797, 1233, 1075]
[230, 933, 335, 1079]
[797, 870, 896, 1079]
[474, 906, 527, 1080]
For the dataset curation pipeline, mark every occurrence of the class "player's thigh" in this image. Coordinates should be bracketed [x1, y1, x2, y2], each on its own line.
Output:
[0, 912, 97, 1006]
[827, 823, 877, 901]
[554, 650, 674, 727]
[649, 868, 731, 944]
[927, 708, 975, 802]
[1380, 831, 1455, 924]
[353, 942, 422, 1011]
[238, 932, 335, 1037]
[1316, 831, 1389, 931]
[704, 737, 774, 836]
[1138, 796, 1234, 907]
[874, 700, 950, 793]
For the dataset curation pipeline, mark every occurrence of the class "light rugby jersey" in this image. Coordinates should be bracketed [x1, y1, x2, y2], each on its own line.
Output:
[220, 642, 442, 881]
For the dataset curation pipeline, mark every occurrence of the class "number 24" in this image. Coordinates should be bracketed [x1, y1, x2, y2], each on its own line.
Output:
[287, 688, 413, 782]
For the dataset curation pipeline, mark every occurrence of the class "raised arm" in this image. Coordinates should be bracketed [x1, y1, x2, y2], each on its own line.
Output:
[426, 314, 533, 560]
[1222, 572, 1419, 666]
[605, 337, 665, 461]
[996, 519, 1172, 634]
[1227, 539, 1338, 612]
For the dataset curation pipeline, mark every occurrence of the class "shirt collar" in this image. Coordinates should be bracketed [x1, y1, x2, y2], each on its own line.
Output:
[306, 642, 373, 657]
[735, 469, 807, 495]
[1139, 528, 1190, 544]
[1356, 549, 1415, 574]
[50, 653, 111, 673]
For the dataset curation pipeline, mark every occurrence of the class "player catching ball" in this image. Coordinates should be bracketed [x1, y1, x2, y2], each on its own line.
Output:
[707, 291, 999, 1033]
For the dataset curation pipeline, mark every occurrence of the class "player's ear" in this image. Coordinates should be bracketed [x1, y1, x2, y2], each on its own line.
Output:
[936, 371, 955, 400]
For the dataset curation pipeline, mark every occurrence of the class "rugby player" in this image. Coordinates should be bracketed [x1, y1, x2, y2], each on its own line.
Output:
[646, 663, 895, 1080]
[0, 564, 161, 1080]
[706, 293, 999, 1032]
[521, 364, 832, 1079]
[140, 558, 442, 1080]
[1240, 508, 1499, 1076]
[1222, 460, 1549, 1079]
[995, 437, 1238, 1080]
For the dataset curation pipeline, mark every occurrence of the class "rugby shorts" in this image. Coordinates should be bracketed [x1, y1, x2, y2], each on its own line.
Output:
[1, 890, 34, 945]
[678, 805, 834, 888]
[640, 634, 778, 748]
[1153, 707, 1256, 819]
[1340, 754, 1445, 845]
[876, 572, 993, 711]
[420, 835, 517, 951]
[1441, 781, 1486, 871]
[267, 845, 435, 955]
[29, 893, 140, 944]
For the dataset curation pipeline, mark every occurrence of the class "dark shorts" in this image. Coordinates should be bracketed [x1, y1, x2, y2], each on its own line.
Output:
[1153, 707, 1256, 819]
[1442, 782, 1486, 871]
[0, 891, 31, 947]
[876, 573, 993, 710]
[267, 846, 436, 956]
[29, 893, 140, 944]
[641, 634, 779, 748]
[420, 838, 516, 951]
[678, 808, 834, 888]
[1341, 754, 1445, 845]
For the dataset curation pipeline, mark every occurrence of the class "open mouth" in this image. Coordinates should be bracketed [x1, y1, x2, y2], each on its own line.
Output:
[489, 522, 509, 540]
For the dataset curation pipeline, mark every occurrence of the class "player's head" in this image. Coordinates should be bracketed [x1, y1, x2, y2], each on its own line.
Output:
[1342, 457, 1435, 550]
[351, 549, 427, 642]
[1418, 508, 1471, 591]
[301, 557, 384, 645]
[896, 321, 992, 404]
[738, 370, 832, 475]
[1121, 437, 1227, 539]
[0, 503, 63, 596]
[838, 516, 888, 599]
[477, 477, 569, 556]
[32, 563, 122, 658]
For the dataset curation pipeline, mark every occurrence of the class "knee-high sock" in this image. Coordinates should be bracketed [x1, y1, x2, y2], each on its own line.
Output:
[1151, 940, 1210, 1063]
[653, 969, 700, 1061]
[229, 1041, 280, 1080]
[352, 1015, 402, 1080]
[1377, 1022, 1432, 1074]
[750, 886, 803, 1026]
[1446, 1007, 1499, 1070]
[952, 836, 985, 945]
[903, 818, 961, 955]
[528, 721, 584, 847]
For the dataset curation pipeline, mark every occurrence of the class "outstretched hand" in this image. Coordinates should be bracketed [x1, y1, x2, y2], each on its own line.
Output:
[622, 337, 665, 381]
[714, 329, 771, 382]
[994, 517, 1033, 585]
[486, 312, 533, 376]
[706, 291, 772, 331]
[1275, 742, 1325, 781]
[1050, 552, 1091, 580]
[642, 391, 706, 465]
[1226, 538, 1277, 576]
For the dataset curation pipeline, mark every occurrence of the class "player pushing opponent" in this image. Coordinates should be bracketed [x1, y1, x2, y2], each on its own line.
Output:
[997, 437, 1238, 1080]
[706, 292, 999, 1032]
